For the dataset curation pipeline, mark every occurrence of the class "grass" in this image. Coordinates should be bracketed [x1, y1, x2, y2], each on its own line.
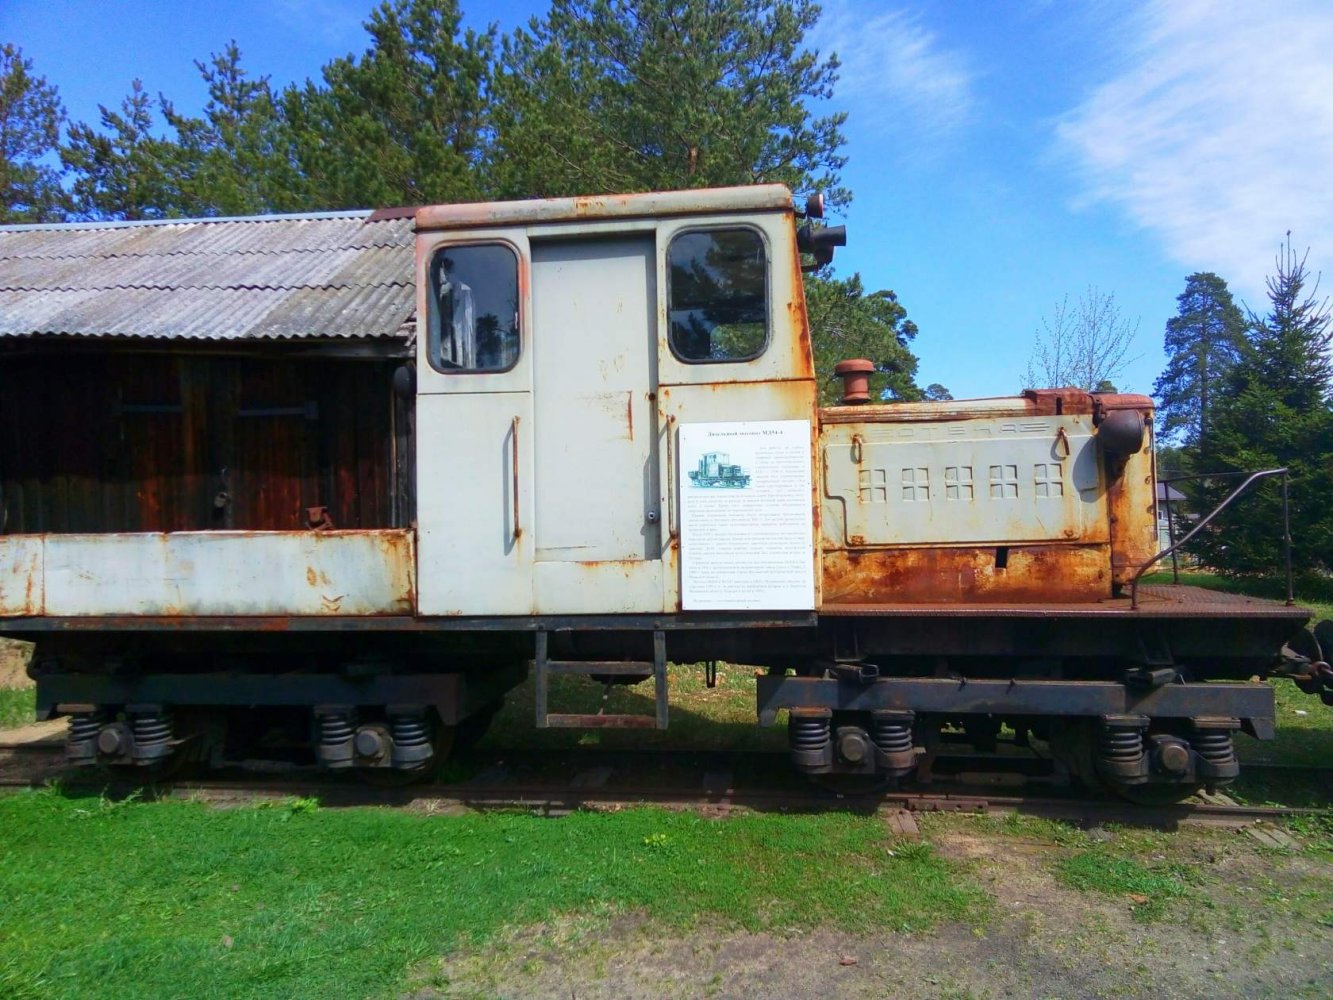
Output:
[0, 686, 35, 730]
[0, 788, 986, 1000]
[1055, 851, 1197, 922]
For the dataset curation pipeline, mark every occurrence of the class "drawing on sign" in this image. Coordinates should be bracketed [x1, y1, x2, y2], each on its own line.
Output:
[688, 452, 751, 489]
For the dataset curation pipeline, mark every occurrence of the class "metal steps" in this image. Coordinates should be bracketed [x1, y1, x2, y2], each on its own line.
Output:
[534, 630, 668, 729]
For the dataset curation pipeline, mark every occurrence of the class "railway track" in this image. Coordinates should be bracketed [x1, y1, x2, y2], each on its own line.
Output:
[2, 736, 1327, 829]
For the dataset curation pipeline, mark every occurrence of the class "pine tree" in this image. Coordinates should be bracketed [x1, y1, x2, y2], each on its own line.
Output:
[0, 44, 67, 222]
[282, 0, 494, 209]
[489, 0, 847, 205]
[63, 80, 180, 220]
[804, 273, 921, 404]
[1194, 238, 1333, 574]
[164, 43, 304, 216]
[1153, 272, 1246, 450]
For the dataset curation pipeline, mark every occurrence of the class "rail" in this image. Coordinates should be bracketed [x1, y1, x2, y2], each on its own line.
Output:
[1132, 467, 1292, 609]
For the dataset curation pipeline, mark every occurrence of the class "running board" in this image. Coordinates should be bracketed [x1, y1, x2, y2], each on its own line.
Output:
[534, 630, 668, 730]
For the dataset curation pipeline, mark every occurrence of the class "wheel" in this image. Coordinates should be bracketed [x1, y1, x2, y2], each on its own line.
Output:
[353, 723, 456, 787]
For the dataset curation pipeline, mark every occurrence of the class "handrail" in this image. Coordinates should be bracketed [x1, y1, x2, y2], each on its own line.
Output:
[1131, 467, 1291, 609]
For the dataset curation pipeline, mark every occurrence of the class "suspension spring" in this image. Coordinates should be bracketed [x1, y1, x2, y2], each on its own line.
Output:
[318, 710, 355, 747]
[67, 711, 103, 745]
[1099, 725, 1145, 764]
[870, 718, 913, 755]
[389, 709, 435, 768]
[389, 713, 430, 750]
[131, 711, 172, 749]
[1190, 730, 1236, 767]
[66, 711, 103, 763]
[789, 713, 831, 752]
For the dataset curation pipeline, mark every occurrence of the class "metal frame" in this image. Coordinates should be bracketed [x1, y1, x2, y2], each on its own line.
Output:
[36, 660, 527, 725]
[756, 675, 1276, 734]
[534, 629, 669, 730]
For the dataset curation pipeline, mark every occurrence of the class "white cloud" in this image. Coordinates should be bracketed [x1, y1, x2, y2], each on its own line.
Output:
[810, 2, 975, 140]
[1058, 0, 1333, 301]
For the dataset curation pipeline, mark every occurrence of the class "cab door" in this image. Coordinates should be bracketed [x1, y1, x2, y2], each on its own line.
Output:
[529, 235, 666, 613]
[415, 232, 534, 616]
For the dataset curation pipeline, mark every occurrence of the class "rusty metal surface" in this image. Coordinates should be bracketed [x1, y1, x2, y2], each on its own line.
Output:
[821, 412, 1106, 549]
[0, 211, 413, 342]
[415, 185, 793, 232]
[2, 530, 414, 618]
[819, 584, 1311, 619]
[1104, 400, 1158, 587]
[821, 545, 1111, 605]
[820, 388, 1098, 425]
[0, 536, 42, 616]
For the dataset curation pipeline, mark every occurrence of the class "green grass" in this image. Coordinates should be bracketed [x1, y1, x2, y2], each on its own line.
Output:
[0, 685, 35, 730]
[0, 788, 986, 1000]
[1056, 850, 1197, 922]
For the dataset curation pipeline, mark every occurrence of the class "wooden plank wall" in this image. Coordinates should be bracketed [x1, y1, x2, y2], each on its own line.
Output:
[0, 351, 400, 533]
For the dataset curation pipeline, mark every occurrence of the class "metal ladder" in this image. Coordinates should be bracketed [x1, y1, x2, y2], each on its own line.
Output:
[534, 630, 668, 729]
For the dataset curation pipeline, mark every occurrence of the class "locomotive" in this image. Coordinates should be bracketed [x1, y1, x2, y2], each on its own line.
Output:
[688, 453, 751, 488]
[0, 184, 1319, 801]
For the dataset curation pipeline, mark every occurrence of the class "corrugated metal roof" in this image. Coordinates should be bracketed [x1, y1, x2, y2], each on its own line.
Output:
[0, 210, 415, 342]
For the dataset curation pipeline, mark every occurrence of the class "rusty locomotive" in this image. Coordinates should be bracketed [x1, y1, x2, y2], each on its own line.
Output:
[0, 185, 1322, 800]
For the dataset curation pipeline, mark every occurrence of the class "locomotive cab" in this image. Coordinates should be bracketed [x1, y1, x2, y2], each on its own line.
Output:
[412, 186, 820, 617]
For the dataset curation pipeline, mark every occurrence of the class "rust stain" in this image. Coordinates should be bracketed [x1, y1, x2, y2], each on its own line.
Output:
[627, 391, 634, 440]
[822, 545, 1111, 605]
[1104, 402, 1158, 588]
[306, 567, 318, 586]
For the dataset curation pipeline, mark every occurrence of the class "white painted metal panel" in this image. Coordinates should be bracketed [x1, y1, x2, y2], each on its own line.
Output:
[0, 535, 43, 616]
[40, 530, 414, 616]
[528, 236, 665, 613]
[415, 391, 535, 615]
[532, 237, 660, 562]
[822, 415, 1107, 547]
[532, 561, 663, 614]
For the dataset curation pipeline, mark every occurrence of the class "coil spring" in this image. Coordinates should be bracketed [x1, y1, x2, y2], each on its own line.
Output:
[67, 712, 102, 744]
[132, 711, 172, 748]
[1099, 726, 1144, 763]
[789, 715, 830, 752]
[1191, 730, 1236, 766]
[390, 713, 431, 749]
[871, 719, 913, 755]
[318, 711, 355, 747]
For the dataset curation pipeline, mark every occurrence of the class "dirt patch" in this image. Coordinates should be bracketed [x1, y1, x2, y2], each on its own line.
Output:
[408, 821, 1333, 1000]
[0, 637, 34, 688]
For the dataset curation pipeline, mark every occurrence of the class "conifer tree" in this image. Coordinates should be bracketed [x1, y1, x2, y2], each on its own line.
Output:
[0, 44, 67, 223]
[1194, 238, 1333, 574]
[1153, 272, 1246, 451]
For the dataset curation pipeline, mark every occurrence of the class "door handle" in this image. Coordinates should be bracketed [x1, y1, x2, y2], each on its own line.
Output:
[511, 415, 521, 539]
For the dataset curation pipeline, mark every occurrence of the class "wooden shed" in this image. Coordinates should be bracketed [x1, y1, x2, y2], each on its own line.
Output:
[0, 209, 416, 535]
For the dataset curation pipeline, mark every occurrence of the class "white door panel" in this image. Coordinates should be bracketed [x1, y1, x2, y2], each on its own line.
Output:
[531, 237, 665, 612]
[416, 392, 533, 615]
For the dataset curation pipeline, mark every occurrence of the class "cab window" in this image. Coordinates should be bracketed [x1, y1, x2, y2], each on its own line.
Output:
[426, 244, 520, 372]
[667, 228, 768, 362]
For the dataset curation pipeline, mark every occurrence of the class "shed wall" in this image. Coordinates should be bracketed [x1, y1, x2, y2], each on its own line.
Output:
[0, 350, 400, 533]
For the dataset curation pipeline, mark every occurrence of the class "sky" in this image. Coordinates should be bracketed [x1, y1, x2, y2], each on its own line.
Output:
[5, 0, 1332, 400]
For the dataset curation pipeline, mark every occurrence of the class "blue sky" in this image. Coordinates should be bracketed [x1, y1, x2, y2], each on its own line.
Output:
[5, 0, 1332, 399]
